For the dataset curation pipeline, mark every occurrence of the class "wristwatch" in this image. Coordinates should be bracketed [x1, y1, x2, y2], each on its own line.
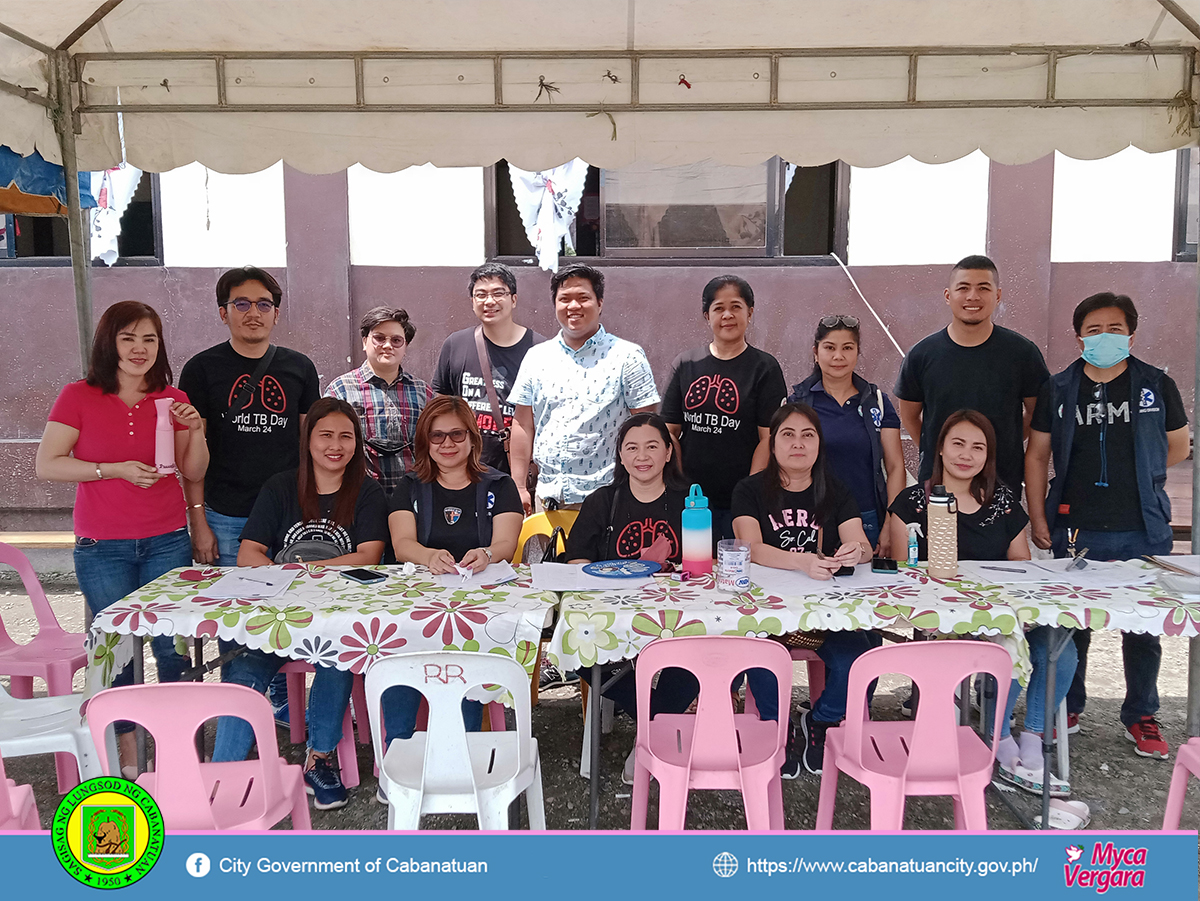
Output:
[482, 547, 493, 561]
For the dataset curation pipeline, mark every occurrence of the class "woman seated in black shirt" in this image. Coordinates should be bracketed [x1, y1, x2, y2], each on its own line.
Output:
[384, 396, 524, 775]
[886, 409, 1070, 793]
[564, 413, 699, 785]
[732, 402, 875, 777]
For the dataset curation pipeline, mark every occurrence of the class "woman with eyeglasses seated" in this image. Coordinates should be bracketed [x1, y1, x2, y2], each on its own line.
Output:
[383, 397, 523, 782]
[326, 307, 433, 499]
[886, 409, 1071, 796]
[786, 314, 906, 556]
[211, 397, 389, 811]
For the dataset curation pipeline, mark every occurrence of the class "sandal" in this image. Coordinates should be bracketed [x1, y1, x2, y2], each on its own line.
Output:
[997, 761, 1071, 797]
[1034, 799, 1091, 830]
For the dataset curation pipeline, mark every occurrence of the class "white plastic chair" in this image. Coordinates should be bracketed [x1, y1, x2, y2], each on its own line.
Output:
[364, 652, 545, 830]
[0, 683, 112, 783]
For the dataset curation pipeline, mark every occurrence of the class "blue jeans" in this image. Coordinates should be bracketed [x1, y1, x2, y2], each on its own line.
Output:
[746, 631, 879, 724]
[203, 507, 247, 566]
[211, 648, 354, 760]
[1001, 626, 1077, 737]
[1052, 528, 1171, 725]
[379, 687, 483, 747]
[75, 528, 193, 733]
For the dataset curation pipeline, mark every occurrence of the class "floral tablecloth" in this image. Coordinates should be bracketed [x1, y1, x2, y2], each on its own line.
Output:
[547, 566, 1028, 674]
[87, 564, 557, 699]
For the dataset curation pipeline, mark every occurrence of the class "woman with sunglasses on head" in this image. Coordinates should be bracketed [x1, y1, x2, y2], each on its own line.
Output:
[211, 396, 388, 811]
[787, 314, 905, 555]
[381, 396, 523, 791]
[36, 301, 208, 776]
[886, 410, 1071, 796]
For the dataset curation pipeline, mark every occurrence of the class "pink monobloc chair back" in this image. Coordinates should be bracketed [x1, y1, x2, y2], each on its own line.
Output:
[0, 542, 73, 653]
[632, 635, 792, 830]
[1162, 738, 1200, 829]
[0, 749, 40, 830]
[86, 683, 299, 830]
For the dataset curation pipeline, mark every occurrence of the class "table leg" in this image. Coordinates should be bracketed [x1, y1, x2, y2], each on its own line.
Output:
[1040, 627, 1075, 829]
[1188, 636, 1200, 738]
[589, 663, 601, 830]
[133, 635, 147, 775]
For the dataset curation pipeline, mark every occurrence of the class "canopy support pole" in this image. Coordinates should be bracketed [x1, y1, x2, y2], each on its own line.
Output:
[51, 50, 92, 375]
[1189, 177, 1200, 738]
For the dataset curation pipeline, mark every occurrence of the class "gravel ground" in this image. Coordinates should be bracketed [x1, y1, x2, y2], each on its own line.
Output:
[3, 587, 1198, 832]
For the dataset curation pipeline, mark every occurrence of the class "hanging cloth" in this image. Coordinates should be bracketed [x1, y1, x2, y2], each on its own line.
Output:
[507, 158, 588, 272]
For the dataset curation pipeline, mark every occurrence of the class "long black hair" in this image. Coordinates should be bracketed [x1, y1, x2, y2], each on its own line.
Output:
[762, 402, 839, 527]
[612, 412, 687, 491]
[297, 397, 367, 528]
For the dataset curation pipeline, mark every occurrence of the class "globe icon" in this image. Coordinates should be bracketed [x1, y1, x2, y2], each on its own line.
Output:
[712, 851, 739, 878]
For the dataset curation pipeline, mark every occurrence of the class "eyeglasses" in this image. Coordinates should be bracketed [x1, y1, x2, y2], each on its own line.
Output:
[472, 289, 512, 301]
[820, 314, 860, 329]
[369, 333, 406, 348]
[428, 429, 470, 445]
[228, 299, 276, 314]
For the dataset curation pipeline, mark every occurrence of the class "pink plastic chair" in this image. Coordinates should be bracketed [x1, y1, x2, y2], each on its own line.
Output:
[630, 635, 793, 831]
[1163, 737, 1200, 829]
[86, 683, 311, 830]
[0, 542, 89, 792]
[816, 640, 1011, 830]
[277, 661, 363, 788]
[0, 750, 39, 830]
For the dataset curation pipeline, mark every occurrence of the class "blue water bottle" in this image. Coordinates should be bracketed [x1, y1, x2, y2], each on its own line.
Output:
[681, 484, 713, 576]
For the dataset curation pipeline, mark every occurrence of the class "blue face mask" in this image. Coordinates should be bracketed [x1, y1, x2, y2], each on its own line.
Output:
[1081, 332, 1130, 369]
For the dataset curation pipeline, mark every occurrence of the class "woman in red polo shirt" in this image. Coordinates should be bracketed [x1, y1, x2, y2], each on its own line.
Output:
[36, 300, 208, 774]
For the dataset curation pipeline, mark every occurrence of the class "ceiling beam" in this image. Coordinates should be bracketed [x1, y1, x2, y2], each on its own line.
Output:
[58, 0, 124, 52]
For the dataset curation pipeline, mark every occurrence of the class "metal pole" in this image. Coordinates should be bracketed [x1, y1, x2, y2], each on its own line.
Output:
[51, 50, 94, 375]
[1189, 186, 1200, 737]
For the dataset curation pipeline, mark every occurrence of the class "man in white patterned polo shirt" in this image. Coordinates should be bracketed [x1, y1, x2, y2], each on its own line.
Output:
[509, 263, 659, 513]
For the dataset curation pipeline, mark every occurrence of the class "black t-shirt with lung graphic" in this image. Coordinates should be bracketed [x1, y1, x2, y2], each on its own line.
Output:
[179, 342, 321, 517]
[564, 483, 688, 565]
[1031, 367, 1187, 531]
[662, 345, 787, 509]
[432, 327, 547, 471]
[389, 475, 523, 561]
[239, 470, 389, 559]
[730, 470, 860, 556]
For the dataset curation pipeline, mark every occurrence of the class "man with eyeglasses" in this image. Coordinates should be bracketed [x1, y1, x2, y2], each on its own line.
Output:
[326, 307, 433, 496]
[432, 263, 546, 474]
[179, 266, 321, 567]
[1026, 292, 1189, 760]
[894, 254, 1049, 498]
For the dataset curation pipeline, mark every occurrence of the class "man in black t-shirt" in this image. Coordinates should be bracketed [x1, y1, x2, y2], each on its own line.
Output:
[894, 255, 1048, 496]
[179, 267, 321, 566]
[662, 275, 786, 540]
[1026, 293, 1190, 761]
[432, 263, 546, 473]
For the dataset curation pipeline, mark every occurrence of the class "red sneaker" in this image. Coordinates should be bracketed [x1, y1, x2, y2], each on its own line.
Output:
[1066, 712, 1081, 734]
[1125, 716, 1170, 759]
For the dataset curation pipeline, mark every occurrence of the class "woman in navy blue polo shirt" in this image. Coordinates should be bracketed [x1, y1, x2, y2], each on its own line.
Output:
[787, 315, 906, 554]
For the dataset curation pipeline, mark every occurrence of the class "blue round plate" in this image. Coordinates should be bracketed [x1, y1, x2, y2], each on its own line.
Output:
[582, 560, 662, 578]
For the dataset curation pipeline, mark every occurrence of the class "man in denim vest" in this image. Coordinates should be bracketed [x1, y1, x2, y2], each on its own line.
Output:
[1026, 292, 1190, 760]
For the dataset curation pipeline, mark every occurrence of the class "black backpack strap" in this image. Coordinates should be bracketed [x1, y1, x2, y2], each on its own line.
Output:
[223, 344, 277, 420]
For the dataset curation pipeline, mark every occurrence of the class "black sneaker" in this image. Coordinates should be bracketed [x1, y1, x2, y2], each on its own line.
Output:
[539, 660, 579, 690]
[780, 720, 801, 780]
[798, 710, 829, 776]
[304, 756, 348, 810]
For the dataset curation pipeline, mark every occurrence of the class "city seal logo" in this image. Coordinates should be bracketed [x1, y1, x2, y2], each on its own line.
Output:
[52, 778, 164, 889]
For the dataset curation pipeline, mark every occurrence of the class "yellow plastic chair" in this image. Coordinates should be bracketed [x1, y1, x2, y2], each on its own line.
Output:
[513, 510, 578, 706]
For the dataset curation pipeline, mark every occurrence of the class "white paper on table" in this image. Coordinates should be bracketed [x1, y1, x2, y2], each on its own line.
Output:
[435, 560, 519, 589]
[831, 563, 914, 589]
[530, 562, 654, 592]
[957, 558, 1155, 587]
[1149, 555, 1200, 577]
[748, 562, 909, 594]
[203, 568, 295, 599]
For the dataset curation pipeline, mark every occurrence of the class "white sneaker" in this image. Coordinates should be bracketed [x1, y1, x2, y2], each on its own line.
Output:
[622, 747, 636, 785]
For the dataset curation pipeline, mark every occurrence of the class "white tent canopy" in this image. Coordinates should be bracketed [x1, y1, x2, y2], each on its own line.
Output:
[2, 0, 1200, 173]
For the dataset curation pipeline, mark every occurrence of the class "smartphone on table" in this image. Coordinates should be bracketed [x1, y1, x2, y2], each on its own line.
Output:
[341, 568, 387, 584]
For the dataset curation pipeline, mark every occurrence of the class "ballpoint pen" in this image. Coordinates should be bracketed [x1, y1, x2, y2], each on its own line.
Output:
[980, 565, 1025, 573]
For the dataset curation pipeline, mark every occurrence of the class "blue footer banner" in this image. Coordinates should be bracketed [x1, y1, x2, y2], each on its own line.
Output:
[0, 830, 1196, 898]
